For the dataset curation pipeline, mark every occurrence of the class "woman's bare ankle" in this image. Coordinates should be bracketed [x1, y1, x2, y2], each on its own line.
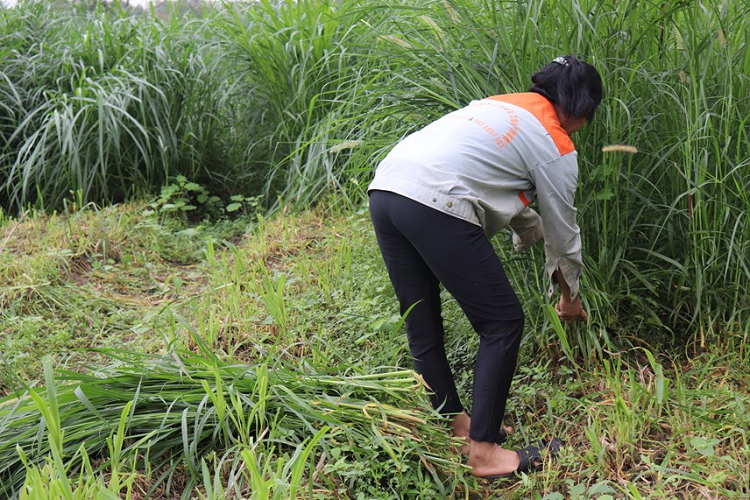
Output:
[467, 440, 497, 461]
[449, 411, 471, 439]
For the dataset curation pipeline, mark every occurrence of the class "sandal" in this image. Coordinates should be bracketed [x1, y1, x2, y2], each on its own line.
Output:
[483, 437, 563, 482]
[496, 427, 508, 445]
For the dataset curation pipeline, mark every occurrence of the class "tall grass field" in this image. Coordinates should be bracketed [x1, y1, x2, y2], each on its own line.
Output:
[0, 0, 748, 498]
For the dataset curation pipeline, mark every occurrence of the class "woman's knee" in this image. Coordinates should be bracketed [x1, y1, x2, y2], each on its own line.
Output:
[475, 308, 525, 343]
[502, 312, 525, 341]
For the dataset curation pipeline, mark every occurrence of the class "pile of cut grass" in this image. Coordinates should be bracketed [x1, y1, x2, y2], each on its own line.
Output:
[0, 344, 464, 499]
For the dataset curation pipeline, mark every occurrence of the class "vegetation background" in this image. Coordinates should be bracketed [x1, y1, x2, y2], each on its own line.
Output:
[0, 0, 747, 498]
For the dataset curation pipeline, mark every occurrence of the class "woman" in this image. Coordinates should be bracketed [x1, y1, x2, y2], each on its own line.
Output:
[368, 56, 602, 479]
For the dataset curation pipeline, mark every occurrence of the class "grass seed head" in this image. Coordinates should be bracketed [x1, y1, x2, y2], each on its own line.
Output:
[602, 144, 639, 154]
[379, 35, 413, 50]
[328, 140, 364, 153]
[419, 16, 446, 43]
[717, 29, 727, 48]
[443, 1, 459, 23]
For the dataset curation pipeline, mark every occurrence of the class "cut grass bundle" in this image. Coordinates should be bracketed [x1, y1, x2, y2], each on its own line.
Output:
[0, 337, 466, 498]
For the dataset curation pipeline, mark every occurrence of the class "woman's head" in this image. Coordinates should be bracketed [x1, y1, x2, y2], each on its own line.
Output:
[530, 55, 603, 122]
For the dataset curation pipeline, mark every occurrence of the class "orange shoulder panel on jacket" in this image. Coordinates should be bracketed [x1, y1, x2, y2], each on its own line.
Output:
[486, 93, 575, 156]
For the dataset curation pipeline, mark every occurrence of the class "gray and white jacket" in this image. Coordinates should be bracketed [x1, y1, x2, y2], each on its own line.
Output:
[368, 92, 583, 298]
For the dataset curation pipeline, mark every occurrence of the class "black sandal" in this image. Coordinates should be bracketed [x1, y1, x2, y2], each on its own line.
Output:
[496, 427, 508, 445]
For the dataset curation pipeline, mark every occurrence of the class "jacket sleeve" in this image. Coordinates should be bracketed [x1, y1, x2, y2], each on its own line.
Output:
[509, 207, 544, 251]
[528, 153, 583, 298]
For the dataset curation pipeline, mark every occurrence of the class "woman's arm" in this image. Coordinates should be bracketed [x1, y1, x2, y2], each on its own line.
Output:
[528, 154, 584, 300]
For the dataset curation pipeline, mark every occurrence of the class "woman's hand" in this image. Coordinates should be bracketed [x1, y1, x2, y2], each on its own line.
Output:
[555, 296, 589, 323]
[551, 269, 588, 323]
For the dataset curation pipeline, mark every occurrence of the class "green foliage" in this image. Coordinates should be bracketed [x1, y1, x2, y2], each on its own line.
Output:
[3, 0, 745, 348]
[146, 175, 223, 221]
[0, 0, 749, 497]
[213, 0, 404, 210]
[0, 1, 236, 212]
[0, 202, 748, 498]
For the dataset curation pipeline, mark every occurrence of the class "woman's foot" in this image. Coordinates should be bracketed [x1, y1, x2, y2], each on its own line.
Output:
[450, 411, 471, 454]
[467, 440, 521, 478]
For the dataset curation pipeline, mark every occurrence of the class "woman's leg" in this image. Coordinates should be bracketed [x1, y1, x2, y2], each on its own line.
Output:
[369, 190, 463, 415]
[413, 218, 524, 443]
[370, 190, 523, 437]
[369, 190, 525, 475]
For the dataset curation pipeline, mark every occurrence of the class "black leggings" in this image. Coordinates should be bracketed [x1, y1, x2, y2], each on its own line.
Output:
[369, 190, 524, 443]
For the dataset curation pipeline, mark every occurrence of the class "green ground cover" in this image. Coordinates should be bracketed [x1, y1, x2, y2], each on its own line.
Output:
[0, 203, 747, 499]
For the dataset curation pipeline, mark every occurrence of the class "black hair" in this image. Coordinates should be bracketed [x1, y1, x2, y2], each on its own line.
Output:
[530, 55, 603, 122]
